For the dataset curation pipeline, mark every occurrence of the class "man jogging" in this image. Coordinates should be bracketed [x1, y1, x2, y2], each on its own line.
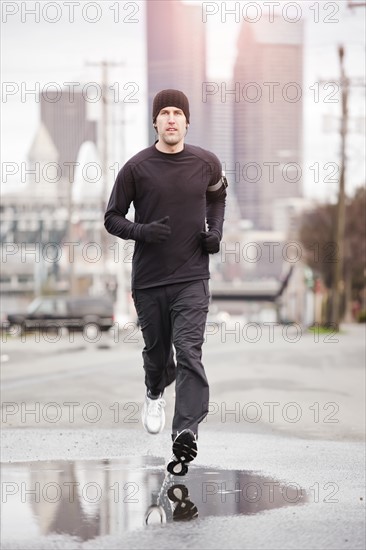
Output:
[104, 89, 227, 476]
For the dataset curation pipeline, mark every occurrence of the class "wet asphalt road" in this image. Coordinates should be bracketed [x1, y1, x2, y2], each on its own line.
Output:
[1, 323, 365, 548]
[1, 428, 365, 549]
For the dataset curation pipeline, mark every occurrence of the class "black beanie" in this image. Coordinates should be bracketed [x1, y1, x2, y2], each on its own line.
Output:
[152, 89, 190, 124]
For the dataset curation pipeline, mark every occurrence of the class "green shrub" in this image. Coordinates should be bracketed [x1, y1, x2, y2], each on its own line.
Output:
[357, 310, 366, 323]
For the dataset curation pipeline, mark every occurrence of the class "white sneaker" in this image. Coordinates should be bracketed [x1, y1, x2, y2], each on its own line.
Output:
[142, 393, 166, 434]
[144, 504, 167, 525]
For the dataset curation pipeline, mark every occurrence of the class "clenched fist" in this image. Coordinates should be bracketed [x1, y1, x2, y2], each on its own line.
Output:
[142, 216, 171, 243]
[200, 230, 220, 254]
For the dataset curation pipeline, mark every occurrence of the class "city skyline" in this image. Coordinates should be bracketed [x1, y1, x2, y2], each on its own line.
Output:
[2, 0, 365, 202]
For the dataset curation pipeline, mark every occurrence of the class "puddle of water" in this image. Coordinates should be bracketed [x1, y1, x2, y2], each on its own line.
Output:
[1, 457, 308, 542]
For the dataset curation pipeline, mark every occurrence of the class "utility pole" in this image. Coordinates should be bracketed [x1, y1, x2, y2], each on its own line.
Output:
[319, 40, 365, 330]
[67, 168, 77, 295]
[330, 46, 348, 331]
[85, 60, 124, 293]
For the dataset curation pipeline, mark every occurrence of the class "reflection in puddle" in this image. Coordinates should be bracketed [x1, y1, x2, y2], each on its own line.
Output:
[1, 457, 308, 541]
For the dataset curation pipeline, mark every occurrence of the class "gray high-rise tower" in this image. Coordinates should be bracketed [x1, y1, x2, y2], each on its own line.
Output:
[233, 17, 303, 229]
[146, 0, 207, 147]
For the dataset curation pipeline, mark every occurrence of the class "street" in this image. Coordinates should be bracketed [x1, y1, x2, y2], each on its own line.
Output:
[1, 322, 365, 549]
[1, 322, 365, 439]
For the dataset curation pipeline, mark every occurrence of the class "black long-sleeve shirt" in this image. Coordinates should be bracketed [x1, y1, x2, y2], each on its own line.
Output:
[104, 143, 227, 289]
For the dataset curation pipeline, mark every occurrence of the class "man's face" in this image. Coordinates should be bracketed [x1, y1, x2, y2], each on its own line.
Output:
[155, 106, 187, 147]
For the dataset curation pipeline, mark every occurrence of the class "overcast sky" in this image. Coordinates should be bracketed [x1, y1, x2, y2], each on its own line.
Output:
[1, 0, 365, 201]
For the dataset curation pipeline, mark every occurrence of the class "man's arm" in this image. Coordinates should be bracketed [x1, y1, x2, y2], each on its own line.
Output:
[206, 172, 228, 239]
[201, 162, 228, 254]
[104, 164, 171, 243]
[104, 163, 142, 240]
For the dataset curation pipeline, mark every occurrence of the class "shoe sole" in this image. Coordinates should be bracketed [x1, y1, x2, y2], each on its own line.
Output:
[172, 430, 197, 463]
[167, 460, 188, 476]
[167, 430, 197, 476]
[167, 485, 198, 521]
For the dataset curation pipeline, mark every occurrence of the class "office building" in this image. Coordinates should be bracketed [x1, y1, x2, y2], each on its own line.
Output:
[233, 17, 304, 229]
[146, 0, 207, 147]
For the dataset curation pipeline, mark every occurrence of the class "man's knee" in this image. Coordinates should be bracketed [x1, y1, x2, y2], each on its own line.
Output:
[175, 339, 203, 359]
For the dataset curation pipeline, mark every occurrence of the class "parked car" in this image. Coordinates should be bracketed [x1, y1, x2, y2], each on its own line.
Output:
[6, 295, 114, 333]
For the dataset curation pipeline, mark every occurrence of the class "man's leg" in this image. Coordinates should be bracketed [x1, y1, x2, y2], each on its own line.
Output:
[133, 286, 176, 396]
[169, 280, 210, 439]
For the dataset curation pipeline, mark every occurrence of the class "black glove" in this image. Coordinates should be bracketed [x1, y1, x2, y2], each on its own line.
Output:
[200, 230, 221, 254]
[142, 216, 171, 243]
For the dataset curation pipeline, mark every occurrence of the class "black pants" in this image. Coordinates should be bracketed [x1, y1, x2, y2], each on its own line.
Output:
[132, 279, 210, 438]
